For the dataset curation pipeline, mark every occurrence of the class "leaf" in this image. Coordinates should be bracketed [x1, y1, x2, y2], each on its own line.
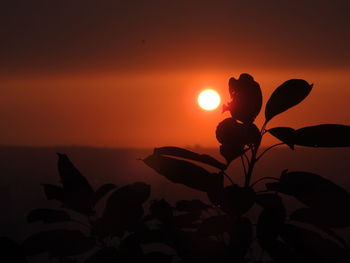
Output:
[143, 252, 173, 263]
[59, 258, 77, 263]
[216, 118, 261, 146]
[27, 208, 71, 224]
[215, 185, 255, 216]
[226, 73, 263, 123]
[290, 208, 347, 246]
[22, 230, 95, 257]
[94, 182, 150, 237]
[218, 144, 246, 165]
[125, 226, 174, 247]
[0, 237, 28, 263]
[256, 194, 286, 247]
[143, 154, 223, 192]
[290, 207, 349, 228]
[85, 247, 119, 263]
[57, 153, 94, 194]
[265, 79, 313, 123]
[265, 182, 280, 191]
[268, 127, 295, 149]
[56, 153, 95, 215]
[174, 212, 201, 228]
[42, 184, 64, 201]
[179, 231, 226, 260]
[280, 224, 349, 263]
[176, 199, 211, 212]
[268, 124, 350, 149]
[85, 245, 145, 263]
[278, 171, 350, 217]
[154, 146, 226, 170]
[104, 182, 150, 215]
[294, 124, 350, 147]
[216, 118, 260, 164]
[118, 236, 144, 262]
[258, 239, 296, 263]
[197, 215, 232, 236]
[93, 183, 117, 204]
[255, 193, 284, 208]
[227, 217, 253, 261]
[149, 199, 173, 223]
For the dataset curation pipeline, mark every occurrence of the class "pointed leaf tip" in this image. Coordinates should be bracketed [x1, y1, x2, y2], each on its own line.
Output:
[56, 153, 95, 215]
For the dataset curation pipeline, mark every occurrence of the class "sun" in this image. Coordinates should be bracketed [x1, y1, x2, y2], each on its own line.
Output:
[197, 89, 221, 111]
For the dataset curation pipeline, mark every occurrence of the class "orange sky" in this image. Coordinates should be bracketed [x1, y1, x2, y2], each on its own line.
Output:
[1, 69, 349, 148]
[0, 1, 349, 147]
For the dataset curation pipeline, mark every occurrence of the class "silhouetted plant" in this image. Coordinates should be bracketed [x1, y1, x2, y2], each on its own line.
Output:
[143, 74, 350, 262]
[18, 73, 350, 263]
[21, 154, 172, 262]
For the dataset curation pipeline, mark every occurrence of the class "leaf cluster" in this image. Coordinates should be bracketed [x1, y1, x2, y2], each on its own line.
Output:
[144, 74, 350, 262]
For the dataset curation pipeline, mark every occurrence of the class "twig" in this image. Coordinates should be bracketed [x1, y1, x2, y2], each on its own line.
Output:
[240, 155, 247, 176]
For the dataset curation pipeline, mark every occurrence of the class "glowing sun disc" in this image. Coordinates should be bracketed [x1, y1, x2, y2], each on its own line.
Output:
[198, 89, 221, 111]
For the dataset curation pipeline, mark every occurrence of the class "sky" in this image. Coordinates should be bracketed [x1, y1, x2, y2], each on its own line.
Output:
[0, 0, 349, 147]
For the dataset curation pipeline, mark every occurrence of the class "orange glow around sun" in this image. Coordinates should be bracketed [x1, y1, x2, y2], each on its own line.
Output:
[197, 89, 221, 111]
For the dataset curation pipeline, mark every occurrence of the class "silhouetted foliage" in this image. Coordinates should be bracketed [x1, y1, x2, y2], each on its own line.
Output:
[265, 79, 313, 124]
[144, 73, 350, 262]
[154, 146, 226, 170]
[21, 154, 168, 262]
[14, 73, 350, 262]
[0, 237, 28, 263]
[27, 208, 71, 224]
[225, 74, 262, 123]
[268, 124, 350, 148]
[144, 153, 223, 192]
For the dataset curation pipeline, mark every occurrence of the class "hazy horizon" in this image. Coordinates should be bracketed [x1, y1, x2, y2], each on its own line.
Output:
[1, 0, 349, 147]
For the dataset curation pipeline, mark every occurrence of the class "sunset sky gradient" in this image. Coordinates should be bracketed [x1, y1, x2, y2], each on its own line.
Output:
[1, 0, 349, 147]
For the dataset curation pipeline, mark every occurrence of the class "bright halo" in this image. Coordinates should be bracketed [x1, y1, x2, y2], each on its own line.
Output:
[197, 89, 221, 111]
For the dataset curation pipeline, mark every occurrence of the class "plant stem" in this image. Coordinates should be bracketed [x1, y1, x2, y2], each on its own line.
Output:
[260, 122, 267, 134]
[223, 171, 234, 185]
[244, 147, 258, 188]
[240, 155, 247, 176]
[256, 142, 285, 161]
[243, 152, 250, 166]
[250, 176, 279, 187]
[243, 121, 279, 188]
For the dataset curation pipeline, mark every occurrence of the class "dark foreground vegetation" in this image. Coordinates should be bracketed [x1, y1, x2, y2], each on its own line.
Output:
[2, 74, 350, 262]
